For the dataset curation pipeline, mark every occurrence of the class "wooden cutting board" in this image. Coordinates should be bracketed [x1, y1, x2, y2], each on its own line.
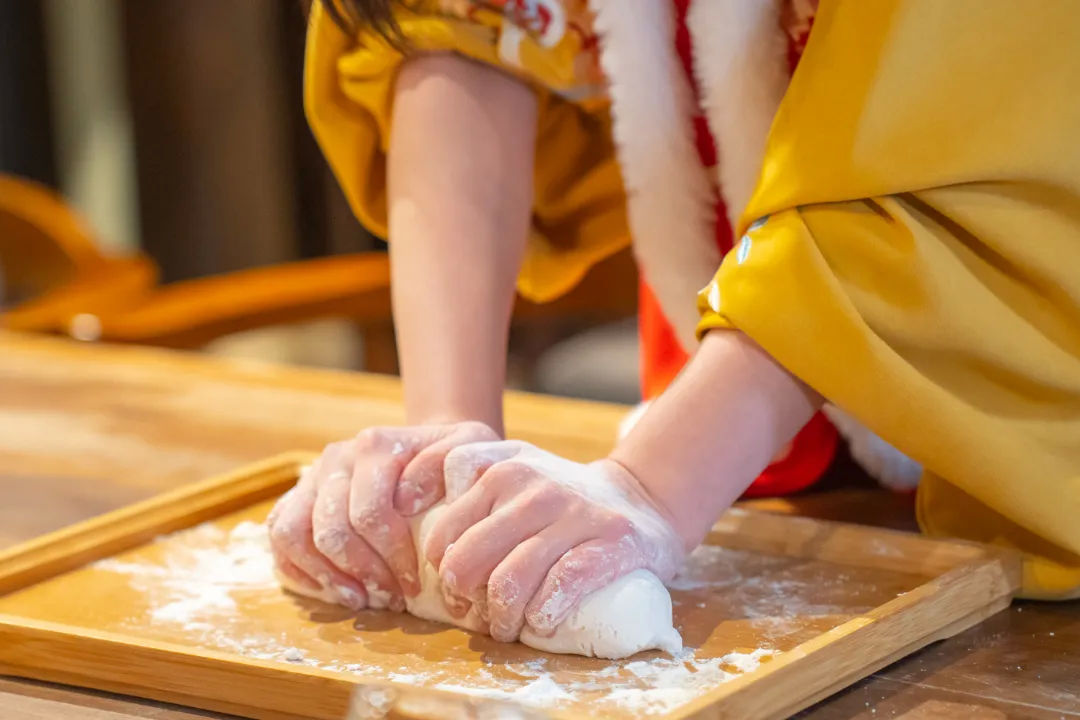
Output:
[0, 454, 1020, 720]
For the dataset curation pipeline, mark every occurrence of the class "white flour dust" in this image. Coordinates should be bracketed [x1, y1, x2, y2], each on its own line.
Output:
[93, 521, 778, 716]
[415, 649, 777, 715]
[96, 521, 277, 630]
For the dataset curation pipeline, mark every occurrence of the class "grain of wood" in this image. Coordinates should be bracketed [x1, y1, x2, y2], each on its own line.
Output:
[2, 332, 1065, 719]
[0, 455, 1021, 720]
[897, 700, 1008, 720]
[0, 677, 237, 719]
[0, 331, 626, 545]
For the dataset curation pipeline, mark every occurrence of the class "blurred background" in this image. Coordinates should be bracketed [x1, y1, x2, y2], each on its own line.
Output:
[0, 0, 640, 404]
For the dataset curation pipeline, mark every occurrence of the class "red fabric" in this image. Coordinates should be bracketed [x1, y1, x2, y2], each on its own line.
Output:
[741, 412, 838, 498]
[636, 0, 836, 497]
[639, 281, 688, 400]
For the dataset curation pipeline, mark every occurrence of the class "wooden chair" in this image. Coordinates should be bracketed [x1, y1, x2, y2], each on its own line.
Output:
[0, 176, 157, 337]
[1, 175, 637, 372]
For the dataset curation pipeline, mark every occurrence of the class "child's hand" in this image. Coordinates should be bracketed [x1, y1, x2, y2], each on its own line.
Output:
[267, 421, 498, 611]
[423, 441, 686, 643]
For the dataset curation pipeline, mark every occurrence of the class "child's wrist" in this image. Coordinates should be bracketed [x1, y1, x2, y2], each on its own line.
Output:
[407, 407, 504, 437]
[600, 456, 706, 553]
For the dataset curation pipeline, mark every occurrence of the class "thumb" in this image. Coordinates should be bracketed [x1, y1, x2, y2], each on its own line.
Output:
[443, 441, 525, 501]
[393, 438, 454, 515]
[392, 423, 501, 515]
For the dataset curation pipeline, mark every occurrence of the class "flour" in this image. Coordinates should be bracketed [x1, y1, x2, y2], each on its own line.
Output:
[422, 649, 773, 716]
[433, 674, 573, 704]
[93, 520, 779, 717]
[595, 649, 774, 714]
[97, 521, 278, 628]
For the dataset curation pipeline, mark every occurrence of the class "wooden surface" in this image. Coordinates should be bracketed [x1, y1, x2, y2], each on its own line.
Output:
[0, 331, 625, 548]
[0, 331, 1077, 719]
[0, 455, 1017, 720]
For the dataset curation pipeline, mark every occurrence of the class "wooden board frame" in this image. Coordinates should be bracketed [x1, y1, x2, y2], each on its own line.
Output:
[0, 453, 1021, 720]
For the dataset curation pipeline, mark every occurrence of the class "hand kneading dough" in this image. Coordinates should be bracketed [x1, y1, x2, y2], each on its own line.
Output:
[405, 504, 682, 659]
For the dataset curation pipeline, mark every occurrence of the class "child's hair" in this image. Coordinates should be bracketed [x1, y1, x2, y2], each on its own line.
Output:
[318, 0, 401, 42]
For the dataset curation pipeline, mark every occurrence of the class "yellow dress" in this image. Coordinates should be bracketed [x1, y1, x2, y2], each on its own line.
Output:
[303, 0, 629, 302]
[698, 0, 1080, 599]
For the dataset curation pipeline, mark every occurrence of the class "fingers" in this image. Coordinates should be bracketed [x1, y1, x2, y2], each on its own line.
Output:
[438, 487, 562, 610]
[272, 552, 321, 593]
[525, 535, 643, 635]
[443, 441, 525, 501]
[349, 436, 422, 597]
[271, 423, 517, 613]
[393, 442, 448, 516]
[422, 464, 520, 569]
[313, 464, 403, 611]
[394, 422, 500, 515]
[393, 422, 498, 516]
[421, 461, 525, 621]
[485, 520, 598, 643]
[268, 472, 369, 610]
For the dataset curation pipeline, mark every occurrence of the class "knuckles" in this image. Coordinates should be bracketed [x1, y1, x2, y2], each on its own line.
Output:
[319, 439, 353, 463]
[268, 517, 307, 555]
[353, 427, 395, 453]
[479, 460, 536, 491]
[348, 504, 386, 537]
[453, 421, 500, 442]
[601, 514, 636, 542]
[312, 526, 350, 561]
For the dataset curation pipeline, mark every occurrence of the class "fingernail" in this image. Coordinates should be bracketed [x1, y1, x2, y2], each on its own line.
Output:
[442, 587, 470, 618]
[490, 621, 515, 643]
[435, 542, 454, 568]
[397, 480, 440, 516]
[335, 585, 366, 611]
[531, 623, 556, 638]
[440, 565, 458, 592]
[363, 580, 393, 610]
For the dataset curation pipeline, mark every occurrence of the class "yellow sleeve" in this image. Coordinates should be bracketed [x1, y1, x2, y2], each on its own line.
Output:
[303, 1, 629, 303]
[698, 0, 1080, 598]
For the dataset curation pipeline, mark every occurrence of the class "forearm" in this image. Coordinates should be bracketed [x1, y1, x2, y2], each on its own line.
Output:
[387, 54, 537, 435]
[610, 330, 823, 550]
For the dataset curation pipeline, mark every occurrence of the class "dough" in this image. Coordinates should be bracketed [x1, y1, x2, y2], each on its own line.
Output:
[405, 504, 682, 659]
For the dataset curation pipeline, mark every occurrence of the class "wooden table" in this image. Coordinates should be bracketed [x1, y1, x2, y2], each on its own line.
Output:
[1, 331, 1077, 719]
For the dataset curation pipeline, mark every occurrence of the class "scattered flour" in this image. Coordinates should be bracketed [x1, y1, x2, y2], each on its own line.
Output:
[97, 521, 278, 627]
[434, 674, 573, 704]
[417, 648, 775, 716]
[93, 520, 779, 717]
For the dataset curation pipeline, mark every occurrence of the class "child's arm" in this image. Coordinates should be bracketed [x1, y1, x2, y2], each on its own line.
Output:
[388, 53, 537, 436]
[610, 328, 822, 550]
[269, 53, 537, 610]
[423, 329, 822, 639]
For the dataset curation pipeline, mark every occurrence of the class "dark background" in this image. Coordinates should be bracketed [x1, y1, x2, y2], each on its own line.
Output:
[1, 0, 375, 282]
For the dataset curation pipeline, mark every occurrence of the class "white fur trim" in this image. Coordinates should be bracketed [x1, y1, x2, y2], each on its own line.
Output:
[688, 0, 789, 230]
[588, 0, 719, 350]
[823, 405, 923, 492]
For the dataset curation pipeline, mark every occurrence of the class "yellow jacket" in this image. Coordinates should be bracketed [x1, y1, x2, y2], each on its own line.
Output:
[699, 0, 1080, 599]
[303, 0, 629, 303]
[306, 0, 1080, 599]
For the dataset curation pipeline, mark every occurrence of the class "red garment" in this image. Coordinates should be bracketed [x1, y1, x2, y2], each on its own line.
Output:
[637, 0, 836, 497]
